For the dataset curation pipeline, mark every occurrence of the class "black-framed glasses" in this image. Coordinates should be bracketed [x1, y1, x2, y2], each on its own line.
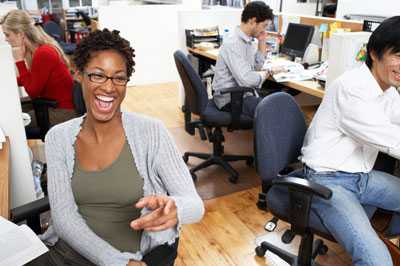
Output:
[84, 72, 130, 86]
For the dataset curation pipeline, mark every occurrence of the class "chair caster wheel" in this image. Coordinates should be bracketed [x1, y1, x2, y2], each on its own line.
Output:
[246, 157, 254, 166]
[318, 244, 328, 255]
[183, 155, 189, 163]
[282, 229, 295, 244]
[255, 245, 267, 257]
[190, 171, 197, 181]
[228, 175, 238, 184]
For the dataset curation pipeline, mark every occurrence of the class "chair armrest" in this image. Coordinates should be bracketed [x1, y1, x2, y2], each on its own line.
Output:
[32, 98, 58, 108]
[219, 87, 255, 130]
[218, 86, 254, 95]
[20, 97, 32, 105]
[11, 197, 50, 223]
[272, 176, 332, 200]
[271, 176, 332, 233]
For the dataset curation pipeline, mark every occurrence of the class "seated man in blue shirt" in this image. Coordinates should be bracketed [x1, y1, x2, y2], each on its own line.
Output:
[212, 1, 273, 118]
[301, 16, 400, 266]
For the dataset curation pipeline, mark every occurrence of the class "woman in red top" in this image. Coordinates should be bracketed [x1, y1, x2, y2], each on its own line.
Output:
[1, 10, 75, 125]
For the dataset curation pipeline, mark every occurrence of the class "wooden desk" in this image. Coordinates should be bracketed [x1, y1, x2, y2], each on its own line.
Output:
[0, 137, 10, 219]
[188, 47, 325, 99]
[188, 47, 218, 61]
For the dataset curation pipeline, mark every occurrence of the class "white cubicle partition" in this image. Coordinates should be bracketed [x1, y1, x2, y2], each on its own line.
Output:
[99, 5, 185, 86]
[326, 31, 371, 89]
[0, 41, 36, 208]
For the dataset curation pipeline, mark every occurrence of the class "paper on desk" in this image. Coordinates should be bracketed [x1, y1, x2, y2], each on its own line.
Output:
[263, 59, 314, 83]
[0, 127, 5, 150]
[0, 216, 48, 266]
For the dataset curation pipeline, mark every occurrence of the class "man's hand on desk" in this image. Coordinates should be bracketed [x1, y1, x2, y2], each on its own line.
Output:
[258, 66, 287, 82]
[270, 66, 287, 75]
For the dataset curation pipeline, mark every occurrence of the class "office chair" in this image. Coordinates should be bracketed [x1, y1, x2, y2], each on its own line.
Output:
[43, 21, 76, 55]
[254, 92, 378, 266]
[72, 80, 87, 116]
[174, 50, 254, 183]
[24, 81, 86, 141]
[23, 98, 58, 141]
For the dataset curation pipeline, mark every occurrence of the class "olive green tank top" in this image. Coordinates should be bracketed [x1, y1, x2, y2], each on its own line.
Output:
[72, 141, 144, 253]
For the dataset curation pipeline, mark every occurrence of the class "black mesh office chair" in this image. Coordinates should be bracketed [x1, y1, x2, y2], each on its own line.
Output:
[253, 92, 378, 265]
[174, 50, 254, 183]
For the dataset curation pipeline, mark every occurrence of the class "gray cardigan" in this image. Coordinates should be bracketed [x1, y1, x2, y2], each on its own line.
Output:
[43, 112, 204, 266]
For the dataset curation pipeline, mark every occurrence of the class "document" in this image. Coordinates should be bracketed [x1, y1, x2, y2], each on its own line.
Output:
[0, 217, 48, 266]
[0, 127, 5, 150]
[263, 59, 314, 83]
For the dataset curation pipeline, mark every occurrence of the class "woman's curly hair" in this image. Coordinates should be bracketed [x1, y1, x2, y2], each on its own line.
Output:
[73, 28, 135, 77]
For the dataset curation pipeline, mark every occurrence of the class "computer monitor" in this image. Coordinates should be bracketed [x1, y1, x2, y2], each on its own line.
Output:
[281, 23, 315, 59]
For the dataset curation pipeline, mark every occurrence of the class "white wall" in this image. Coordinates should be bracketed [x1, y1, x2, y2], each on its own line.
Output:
[0, 2, 17, 16]
[281, 0, 315, 16]
[99, 5, 239, 85]
[252, 0, 316, 14]
[21, 0, 38, 10]
[0, 37, 36, 208]
[336, 0, 400, 19]
[99, 5, 183, 85]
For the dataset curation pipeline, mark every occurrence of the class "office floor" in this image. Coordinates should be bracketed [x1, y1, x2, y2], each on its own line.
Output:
[30, 82, 351, 265]
[121, 82, 352, 266]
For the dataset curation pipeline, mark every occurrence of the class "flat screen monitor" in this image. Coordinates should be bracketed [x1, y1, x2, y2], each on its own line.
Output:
[281, 23, 315, 59]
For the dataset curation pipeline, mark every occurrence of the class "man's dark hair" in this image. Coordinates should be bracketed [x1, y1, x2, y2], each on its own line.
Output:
[241, 1, 273, 23]
[366, 16, 400, 69]
[73, 28, 135, 77]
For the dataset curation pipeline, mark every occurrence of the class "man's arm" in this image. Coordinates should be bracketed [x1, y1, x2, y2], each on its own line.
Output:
[255, 31, 268, 70]
[386, 88, 400, 126]
[222, 45, 268, 88]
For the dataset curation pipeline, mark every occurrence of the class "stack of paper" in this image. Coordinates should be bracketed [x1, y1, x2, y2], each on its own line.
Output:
[0, 217, 48, 266]
[263, 59, 314, 83]
[0, 127, 5, 150]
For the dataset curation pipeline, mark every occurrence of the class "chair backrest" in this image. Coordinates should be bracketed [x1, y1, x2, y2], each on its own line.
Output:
[173, 50, 208, 116]
[72, 80, 86, 116]
[254, 92, 307, 182]
[43, 21, 64, 42]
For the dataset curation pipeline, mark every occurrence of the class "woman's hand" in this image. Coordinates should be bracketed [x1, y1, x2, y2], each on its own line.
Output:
[12, 45, 26, 62]
[130, 195, 178, 232]
[257, 30, 268, 42]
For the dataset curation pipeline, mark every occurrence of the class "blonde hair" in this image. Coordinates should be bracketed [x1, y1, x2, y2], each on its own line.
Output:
[1, 9, 70, 68]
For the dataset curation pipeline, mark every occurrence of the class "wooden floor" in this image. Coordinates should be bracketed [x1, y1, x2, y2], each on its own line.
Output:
[122, 83, 353, 266]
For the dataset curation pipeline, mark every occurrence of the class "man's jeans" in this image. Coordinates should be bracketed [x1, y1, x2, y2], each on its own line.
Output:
[303, 166, 400, 266]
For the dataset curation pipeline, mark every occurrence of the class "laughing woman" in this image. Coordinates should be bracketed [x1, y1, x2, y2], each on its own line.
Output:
[29, 29, 204, 266]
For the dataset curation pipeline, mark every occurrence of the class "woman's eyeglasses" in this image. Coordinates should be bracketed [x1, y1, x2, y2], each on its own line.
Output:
[84, 72, 129, 86]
